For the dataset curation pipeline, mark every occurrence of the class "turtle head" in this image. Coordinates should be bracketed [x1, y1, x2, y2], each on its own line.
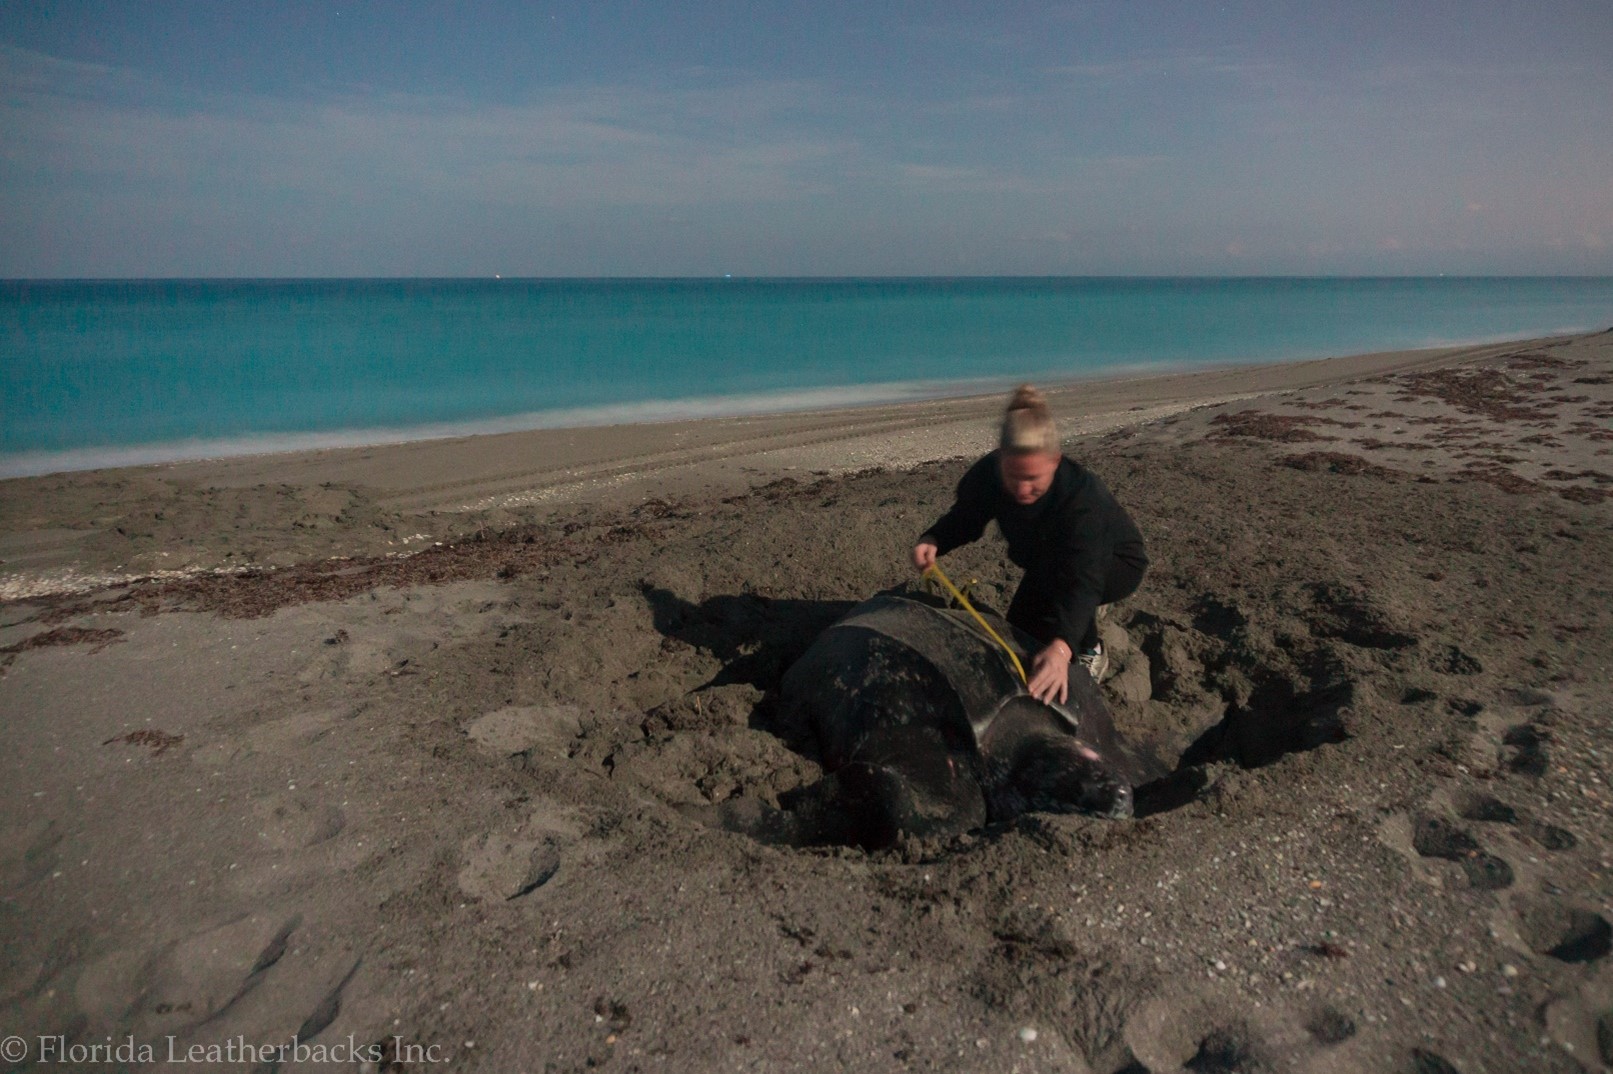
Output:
[1008, 734, 1134, 820]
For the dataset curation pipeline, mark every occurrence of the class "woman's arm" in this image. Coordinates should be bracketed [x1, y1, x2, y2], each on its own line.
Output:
[918, 455, 997, 558]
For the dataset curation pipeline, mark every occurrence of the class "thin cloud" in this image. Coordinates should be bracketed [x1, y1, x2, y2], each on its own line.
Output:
[1048, 51, 1286, 85]
[0, 42, 131, 96]
[0, 49, 1126, 217]
[1, 63, 866, 211]
[3, 30, 1610, 276]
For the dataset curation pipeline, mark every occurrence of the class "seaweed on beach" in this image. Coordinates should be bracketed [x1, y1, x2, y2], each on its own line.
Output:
[1, 626, 125, 654]
[1207, 410, 1340, 443]
[1568, 421, 1613, 443]
[720, 469, 881, 507]
[103, 728, 183, 755]
[1505, 351, 1583, 371]
[1388, 367, 1559, 423]
[1558, 486, 1612, 504]
[1541, 468, 1613, 485]
[16, 469, 891, 624]
[1450, 462, 1538, 495]
[33, 526, 589, 621]
[1279, 452, 1407, 479]
[1538, 466, 1613, 504]
[1352, 437, 1435, 451]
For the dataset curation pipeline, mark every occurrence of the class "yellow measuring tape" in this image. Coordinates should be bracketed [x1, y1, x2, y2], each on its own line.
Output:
[922, 563, 1028, 685]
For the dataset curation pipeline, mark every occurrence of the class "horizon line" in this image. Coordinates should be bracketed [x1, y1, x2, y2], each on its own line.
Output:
[6, 272, 1613, 284]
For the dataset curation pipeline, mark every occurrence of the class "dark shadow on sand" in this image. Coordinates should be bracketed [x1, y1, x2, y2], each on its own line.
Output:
[640, 584, 856, 752]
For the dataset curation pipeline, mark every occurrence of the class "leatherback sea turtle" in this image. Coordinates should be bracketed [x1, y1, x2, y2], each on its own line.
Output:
[716, 592, 1151, 849]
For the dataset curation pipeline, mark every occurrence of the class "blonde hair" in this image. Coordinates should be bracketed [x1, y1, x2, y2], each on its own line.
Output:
[999, 384, 1059, 455]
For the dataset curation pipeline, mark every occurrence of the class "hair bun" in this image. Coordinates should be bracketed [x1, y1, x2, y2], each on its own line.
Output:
[999, 384, 1059, 454]
[1007, 384, 1046, 412]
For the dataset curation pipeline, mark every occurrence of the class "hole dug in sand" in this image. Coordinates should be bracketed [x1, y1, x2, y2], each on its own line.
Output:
[641, 539, 1455, 851]
[1123, 599, 1382, 816]
[647, 579, 1392, 846]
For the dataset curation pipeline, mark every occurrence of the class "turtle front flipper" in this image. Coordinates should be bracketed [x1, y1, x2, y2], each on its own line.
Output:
[701, 747, 987, 851]
[830, 759, 987, 849]
[698, 774, 870, 848]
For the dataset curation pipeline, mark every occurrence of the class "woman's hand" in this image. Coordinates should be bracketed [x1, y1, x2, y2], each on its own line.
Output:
[1027, 640, 1072, 704]
[912, 540, 938, 572]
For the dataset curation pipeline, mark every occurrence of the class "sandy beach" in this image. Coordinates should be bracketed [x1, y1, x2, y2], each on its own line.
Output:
[2, 332, 1611, 1073]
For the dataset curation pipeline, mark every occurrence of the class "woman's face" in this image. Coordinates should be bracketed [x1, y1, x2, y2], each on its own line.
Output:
[999, 450, 1059, 505]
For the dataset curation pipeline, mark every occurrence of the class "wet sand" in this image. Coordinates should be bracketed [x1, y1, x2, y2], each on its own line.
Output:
[1, 332, 1611, 1073]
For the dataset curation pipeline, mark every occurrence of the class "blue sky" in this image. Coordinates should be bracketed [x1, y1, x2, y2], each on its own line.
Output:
[2, 1, 1610, 277]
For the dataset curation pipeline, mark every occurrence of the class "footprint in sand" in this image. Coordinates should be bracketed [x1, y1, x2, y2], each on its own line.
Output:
[1500, 721, 1551, 777]
[253, 795, 346, 850]
[1425, 644, 1482, 677]
[1304, 1005, 1357, 1046]
[979, 905, 1386, 1074]
[74, 913, 300, 1034]
[0, 819, 63, 891]
[1451, 789, 1578, 852]
[1381, 706, 1577, 893]
[189, 707, 354, 768]
[1406, 1048, 1463, 1074]
[1515, 896, 1613, 965]
[1410, 815, 1515, 891]
[1180, 1023, 1274, 1073]
[457, 831, 563, 902]
[1115, 991, 1353, 1074]
[1544, 997, 1613, 1073]
[91, 913, 367, 1058]
[1516, 894, 1613, 1066]
[463, 704, 582, 759]
[971, 906, 1156, 1072]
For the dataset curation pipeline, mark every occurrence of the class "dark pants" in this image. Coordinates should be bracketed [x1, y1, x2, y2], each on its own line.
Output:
[1007, 551, 1147, 651]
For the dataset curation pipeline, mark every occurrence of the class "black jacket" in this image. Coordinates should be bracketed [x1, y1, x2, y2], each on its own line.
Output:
[922, 452, 1147, 646]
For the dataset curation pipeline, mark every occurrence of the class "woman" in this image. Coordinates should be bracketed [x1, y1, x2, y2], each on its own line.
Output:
[912, 385, 1147, 704]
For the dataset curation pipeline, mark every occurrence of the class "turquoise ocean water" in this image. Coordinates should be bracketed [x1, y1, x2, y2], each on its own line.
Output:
[4, 277, 1612, 477]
